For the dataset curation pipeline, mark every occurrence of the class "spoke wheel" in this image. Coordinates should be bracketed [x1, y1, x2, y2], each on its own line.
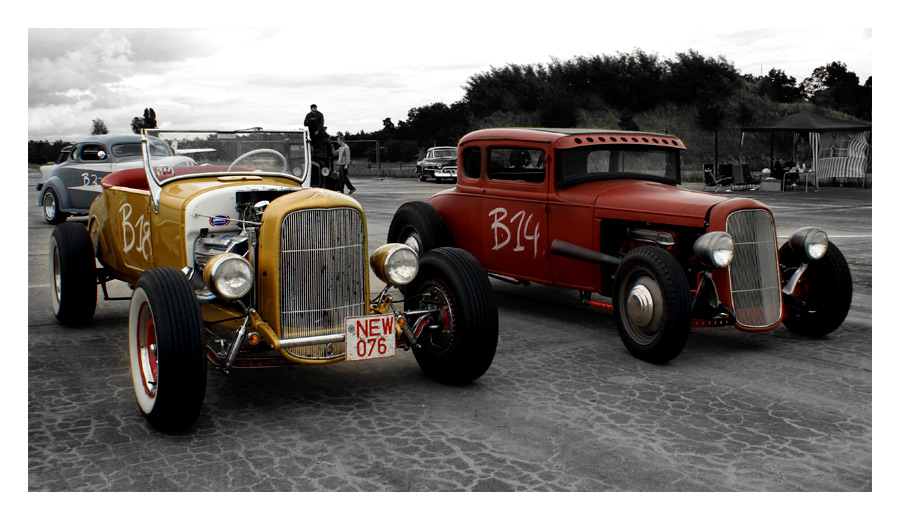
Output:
[405, 248, 497, 384]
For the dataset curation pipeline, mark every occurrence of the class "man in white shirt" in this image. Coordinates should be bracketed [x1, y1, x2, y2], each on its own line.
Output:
[335, 135, 355, 194]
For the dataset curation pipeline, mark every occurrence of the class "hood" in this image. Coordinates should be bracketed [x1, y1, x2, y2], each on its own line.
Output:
[564, 180, 729, 228]
[426, 157, 457, 166]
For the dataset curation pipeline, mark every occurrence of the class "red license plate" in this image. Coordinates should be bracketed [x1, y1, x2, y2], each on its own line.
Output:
[345, 314, 396, 361]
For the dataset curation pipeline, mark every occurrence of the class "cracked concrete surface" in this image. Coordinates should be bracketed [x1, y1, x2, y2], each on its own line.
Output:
[27, 173, 872, 492]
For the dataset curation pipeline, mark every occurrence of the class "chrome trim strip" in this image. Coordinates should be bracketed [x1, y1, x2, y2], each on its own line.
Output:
[278, 332, 346, 349]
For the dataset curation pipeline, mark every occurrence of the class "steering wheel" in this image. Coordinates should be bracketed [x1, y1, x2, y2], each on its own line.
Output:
[227, 148, 288, 173]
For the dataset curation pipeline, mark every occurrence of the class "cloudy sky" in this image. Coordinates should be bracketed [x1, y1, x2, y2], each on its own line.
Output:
[25, 4, 875, 143]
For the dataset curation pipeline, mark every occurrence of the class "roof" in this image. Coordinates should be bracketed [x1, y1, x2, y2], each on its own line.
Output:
[74, 134, 144, 145]
[459, 127, 685, 149]
[742, 111, 871, 133]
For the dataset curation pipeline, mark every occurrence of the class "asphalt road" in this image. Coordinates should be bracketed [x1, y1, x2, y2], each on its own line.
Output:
[26, 170, 873, 493]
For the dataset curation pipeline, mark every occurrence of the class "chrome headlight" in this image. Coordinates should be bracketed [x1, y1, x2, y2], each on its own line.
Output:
[788, 227, 829, 261]
[693, 232, 735, 268]
[203, 253, 253, 300]
[371, 244, 419, 286]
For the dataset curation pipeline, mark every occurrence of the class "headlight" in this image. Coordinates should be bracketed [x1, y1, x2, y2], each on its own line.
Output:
[788, 226, 829, 261]
[370, 244, 419, 286]
[203, 253, 253, 300]
[693, 232, 735, 268]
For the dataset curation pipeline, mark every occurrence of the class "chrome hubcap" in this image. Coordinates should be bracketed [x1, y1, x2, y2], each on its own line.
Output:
[43, 193, 56, 219]
[403, 233, 420, 254]
[627, 284, 655, 327]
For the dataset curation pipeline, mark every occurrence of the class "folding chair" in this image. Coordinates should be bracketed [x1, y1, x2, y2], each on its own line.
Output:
[702, 164, 732, 193]
[733, 164, 760, 191]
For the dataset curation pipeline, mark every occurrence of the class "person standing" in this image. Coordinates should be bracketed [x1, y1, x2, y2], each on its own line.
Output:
[304, 104, 324, 140]
[335, 135, 355, 194]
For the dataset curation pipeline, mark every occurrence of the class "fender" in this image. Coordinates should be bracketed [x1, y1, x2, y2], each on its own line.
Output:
[38, 177, 73, 213]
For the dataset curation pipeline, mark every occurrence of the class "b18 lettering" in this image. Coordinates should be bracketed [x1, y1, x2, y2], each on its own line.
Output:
[345, 315, 396, 361]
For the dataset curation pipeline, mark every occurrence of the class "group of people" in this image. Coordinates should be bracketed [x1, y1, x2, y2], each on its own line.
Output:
[304, 104, 355, 195]
[773, 159, 801, 186]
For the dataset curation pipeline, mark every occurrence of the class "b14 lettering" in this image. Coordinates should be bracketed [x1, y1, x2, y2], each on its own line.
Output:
[489, 207, 540, 258]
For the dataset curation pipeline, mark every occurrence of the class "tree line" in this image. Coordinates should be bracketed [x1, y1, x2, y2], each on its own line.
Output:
[28, 108, 158, 164]
[341, 50, 870, 166]
[29, 50, 871, 168]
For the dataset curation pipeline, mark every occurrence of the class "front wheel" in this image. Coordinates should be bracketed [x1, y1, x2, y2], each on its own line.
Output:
[129, 268, 206, 431]
[404, 248, 498, 384]
[780, 242, 853, 336]
[613, 246, 691, 364]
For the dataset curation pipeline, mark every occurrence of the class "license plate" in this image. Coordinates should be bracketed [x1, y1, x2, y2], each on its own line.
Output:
[345, 314, 396, 361]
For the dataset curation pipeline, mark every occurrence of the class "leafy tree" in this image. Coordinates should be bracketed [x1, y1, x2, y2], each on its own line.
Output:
[665, 50, 739, 105]
[758, 69, 803, 103]
[91, 117, 109, 135]
[802, 62, 870, 119]
[131, 107, 158, 134]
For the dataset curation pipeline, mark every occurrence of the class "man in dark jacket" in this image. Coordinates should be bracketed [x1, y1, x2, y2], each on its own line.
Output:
[304, 104, 324, 138]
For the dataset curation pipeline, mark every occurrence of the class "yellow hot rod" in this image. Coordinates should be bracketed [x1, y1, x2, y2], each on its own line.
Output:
[48, 129, 498, 431]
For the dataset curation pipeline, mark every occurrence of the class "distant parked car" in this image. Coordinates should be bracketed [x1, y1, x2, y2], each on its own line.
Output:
[389, 128, 853, 364]
[37, 134, 193, 224]
[416, 146, 458, 182]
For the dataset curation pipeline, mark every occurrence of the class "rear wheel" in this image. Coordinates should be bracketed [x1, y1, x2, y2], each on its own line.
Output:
[129, 268, 206, 431]
[49, 223, 96, 326]
[42, 188, 68, 224]
[405, 248, 498, 384]
[613, 246, 691, 363]
[388, 201, 454, 255]
[779, 242, 853, 336]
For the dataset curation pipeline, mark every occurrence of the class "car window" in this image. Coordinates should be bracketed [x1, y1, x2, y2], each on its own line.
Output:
[487, 148, 545, 183]
[433, 149, 456, 159]
[461, 147, 482, 179]
[111, 143, 143, 157]
[79, 144, 108, 161]
[56, 146, 73, 164]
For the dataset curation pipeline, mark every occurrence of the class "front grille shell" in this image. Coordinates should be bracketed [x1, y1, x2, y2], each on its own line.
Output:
[725, 209, 782, 327]
[278, 207, 368, 360]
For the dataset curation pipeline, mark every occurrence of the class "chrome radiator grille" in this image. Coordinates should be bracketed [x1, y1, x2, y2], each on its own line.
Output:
[280, 208, 367, 357]
[726, 209, 782, 327]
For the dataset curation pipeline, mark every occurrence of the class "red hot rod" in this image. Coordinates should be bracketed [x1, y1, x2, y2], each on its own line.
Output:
[388, 128, 852, 363]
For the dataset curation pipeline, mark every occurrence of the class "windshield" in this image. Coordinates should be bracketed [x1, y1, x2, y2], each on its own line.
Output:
[432, 149, 457, 159]
[556, 145, 680, 186]
[144, 130, 308, 186]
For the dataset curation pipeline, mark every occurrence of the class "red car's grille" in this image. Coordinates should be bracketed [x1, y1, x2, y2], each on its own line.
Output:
[726, 209, 782, 327]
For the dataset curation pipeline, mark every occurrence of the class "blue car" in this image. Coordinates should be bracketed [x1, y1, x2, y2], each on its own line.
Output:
[37, 134, 189, 224]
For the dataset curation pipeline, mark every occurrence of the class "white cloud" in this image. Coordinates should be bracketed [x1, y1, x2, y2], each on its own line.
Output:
[27, 20, 873, 142]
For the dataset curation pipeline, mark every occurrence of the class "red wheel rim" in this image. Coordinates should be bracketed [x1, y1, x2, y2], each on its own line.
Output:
[137, 302, 158, 398]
